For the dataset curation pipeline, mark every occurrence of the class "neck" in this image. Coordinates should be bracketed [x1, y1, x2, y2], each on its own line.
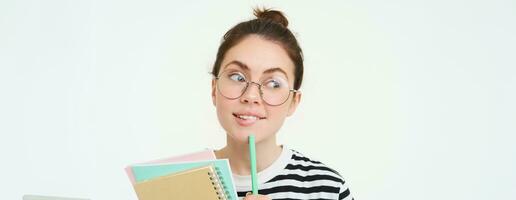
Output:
[215, 135, 282, 176]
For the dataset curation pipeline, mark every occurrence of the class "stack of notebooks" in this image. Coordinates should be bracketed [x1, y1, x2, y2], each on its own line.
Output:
[125, 149, 238, 200]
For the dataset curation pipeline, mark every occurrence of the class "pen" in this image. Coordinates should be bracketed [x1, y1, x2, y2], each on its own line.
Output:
[249, 134, 258, 194]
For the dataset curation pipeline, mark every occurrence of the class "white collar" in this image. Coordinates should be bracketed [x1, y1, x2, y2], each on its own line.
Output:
[232, 145, 292, 189]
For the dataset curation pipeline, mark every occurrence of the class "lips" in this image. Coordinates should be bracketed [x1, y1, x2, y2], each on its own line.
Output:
[232, 112, 266, 126]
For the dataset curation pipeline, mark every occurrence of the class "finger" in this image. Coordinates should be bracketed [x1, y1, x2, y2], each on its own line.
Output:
[243, 192, 254, 200]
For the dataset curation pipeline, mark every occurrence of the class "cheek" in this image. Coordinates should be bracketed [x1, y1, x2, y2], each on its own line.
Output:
[215, 93, 238, 131]
[215, 95, 232, 119]
[266, 105, 291, 121]
[258, 106, 290, 136]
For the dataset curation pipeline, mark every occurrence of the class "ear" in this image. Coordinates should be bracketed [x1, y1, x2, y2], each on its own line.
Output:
[211, 79, 217, 106]
[287, 91, 301, 117]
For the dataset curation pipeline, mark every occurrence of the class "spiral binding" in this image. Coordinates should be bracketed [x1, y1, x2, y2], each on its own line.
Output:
[207, 166, 229, 200]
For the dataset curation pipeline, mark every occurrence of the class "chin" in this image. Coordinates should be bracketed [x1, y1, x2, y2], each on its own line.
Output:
[226, 129, 262, 144]
[230, 129, 275, 144]
[229, 131, 253, 143]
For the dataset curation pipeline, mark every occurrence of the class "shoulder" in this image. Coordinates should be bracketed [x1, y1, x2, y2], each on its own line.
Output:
[287, 149, 345, 183]
[266, 148, 354, 199]
[290, 149, 354, 199]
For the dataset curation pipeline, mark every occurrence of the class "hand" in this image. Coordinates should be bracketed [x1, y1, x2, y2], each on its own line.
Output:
[242, 192, 271, 200]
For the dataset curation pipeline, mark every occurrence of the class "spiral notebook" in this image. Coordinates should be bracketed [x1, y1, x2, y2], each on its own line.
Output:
[134, 165, 228, 200]
[125, 149, 216, 185]
[131, 159, 238, 200]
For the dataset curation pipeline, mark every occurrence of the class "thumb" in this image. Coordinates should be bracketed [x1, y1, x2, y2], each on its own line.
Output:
[243, 192, 253, 200]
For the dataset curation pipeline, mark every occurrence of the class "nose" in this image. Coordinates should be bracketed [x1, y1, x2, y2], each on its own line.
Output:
[240, 82, 262, 105]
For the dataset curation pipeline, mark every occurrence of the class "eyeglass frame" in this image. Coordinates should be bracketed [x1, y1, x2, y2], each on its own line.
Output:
[214, 71, 299, 106]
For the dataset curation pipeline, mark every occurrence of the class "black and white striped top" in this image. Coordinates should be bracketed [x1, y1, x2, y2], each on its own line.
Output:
[233, 146, 353, 200]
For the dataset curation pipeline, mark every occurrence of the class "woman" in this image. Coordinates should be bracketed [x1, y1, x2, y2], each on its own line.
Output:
[211, 7, 354, 200]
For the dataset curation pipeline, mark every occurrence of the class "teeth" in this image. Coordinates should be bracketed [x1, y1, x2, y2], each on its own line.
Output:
[238, 115, 258, 120]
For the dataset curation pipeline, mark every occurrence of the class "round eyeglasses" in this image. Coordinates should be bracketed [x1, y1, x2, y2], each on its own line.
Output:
[215, 70, 298, 106]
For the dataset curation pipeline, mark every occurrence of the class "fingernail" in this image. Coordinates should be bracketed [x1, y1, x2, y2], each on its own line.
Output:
[246, 192, 252, 196]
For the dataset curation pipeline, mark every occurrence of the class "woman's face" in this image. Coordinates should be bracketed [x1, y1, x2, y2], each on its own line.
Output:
[212, 35, 301, 144]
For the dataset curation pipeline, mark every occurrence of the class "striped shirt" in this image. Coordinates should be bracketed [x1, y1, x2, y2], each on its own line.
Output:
[233, 146, 353, 200]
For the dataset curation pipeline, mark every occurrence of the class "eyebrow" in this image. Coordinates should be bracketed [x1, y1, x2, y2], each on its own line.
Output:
[224, 60, 289, 79]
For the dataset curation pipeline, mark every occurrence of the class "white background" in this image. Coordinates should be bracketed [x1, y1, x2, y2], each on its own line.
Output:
[1, 0, 515, 199]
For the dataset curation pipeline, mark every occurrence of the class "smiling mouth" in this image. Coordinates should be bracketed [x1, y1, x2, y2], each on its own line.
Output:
[232, 113, 266, 120]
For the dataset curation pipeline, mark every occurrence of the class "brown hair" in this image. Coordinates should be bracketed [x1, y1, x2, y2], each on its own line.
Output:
[211, 7, 304, 90]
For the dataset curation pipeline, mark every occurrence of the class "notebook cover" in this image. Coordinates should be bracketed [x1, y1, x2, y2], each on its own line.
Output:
[125, 149, 216, 185]
[134, 165, 226, 200]
[131, 159, 237, 200]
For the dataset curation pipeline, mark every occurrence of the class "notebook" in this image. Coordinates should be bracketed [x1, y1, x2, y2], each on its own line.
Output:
[131, 159, 238, 200]
[125, 149, 216, 185]
[134, 165, 228, 200]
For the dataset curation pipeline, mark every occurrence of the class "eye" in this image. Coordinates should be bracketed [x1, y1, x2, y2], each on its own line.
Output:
[229, 73, 246, 82]
[265, 79, 283, 89]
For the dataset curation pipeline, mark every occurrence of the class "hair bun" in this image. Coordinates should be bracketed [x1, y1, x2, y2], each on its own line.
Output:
[253, 8, 289, 28]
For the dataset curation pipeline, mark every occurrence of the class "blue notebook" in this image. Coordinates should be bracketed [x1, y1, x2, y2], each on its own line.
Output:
[131, 159, 238, 200]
